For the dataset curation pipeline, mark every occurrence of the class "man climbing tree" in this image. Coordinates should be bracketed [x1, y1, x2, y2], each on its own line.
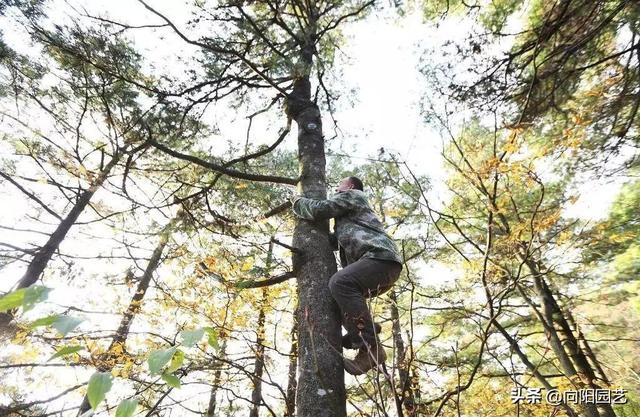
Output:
[291, 176, 403, 375]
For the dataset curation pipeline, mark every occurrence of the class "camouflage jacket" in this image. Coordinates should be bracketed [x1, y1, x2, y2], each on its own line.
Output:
[291, 190, 402, 266]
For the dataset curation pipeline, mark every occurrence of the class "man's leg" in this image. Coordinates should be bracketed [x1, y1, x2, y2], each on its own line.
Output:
[328, 258, 402, 350]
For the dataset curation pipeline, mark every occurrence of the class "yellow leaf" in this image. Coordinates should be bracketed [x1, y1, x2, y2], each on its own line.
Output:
[240, 259, 254, 272]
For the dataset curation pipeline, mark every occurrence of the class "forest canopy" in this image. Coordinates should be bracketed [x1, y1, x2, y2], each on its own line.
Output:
[0, 0, 638, 416]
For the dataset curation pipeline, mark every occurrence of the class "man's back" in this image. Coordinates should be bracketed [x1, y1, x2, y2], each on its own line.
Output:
[332, 190, 401, 265]
[292, 189, 402, 265]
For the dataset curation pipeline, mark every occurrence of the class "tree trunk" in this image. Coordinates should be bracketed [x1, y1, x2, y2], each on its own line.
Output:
[565, 311, 615, 417]
[0, 152, 122, 326]
[389, 290, 417, 416]
[18, 152, 122, 291]
[565, 311, 610, 385]
[287, 68, 345, 416]
[284, 308, 298, 417]
[77, 212, 179, 415]
[249, 288, 267, 417]
[249, 241, 273, 417]
[206, 338, 227, 417]
[493, 320, 579, 417]
[521, 256, 616, 417]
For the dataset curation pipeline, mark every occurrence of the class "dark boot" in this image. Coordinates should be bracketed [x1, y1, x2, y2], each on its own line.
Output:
[344, 338, 386, 375]
[342, 322, 382, 350]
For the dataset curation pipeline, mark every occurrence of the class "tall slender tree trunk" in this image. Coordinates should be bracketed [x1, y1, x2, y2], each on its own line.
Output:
[18, 152, 122, 291]
[0, 152, 122, 327]
[76, 212, 180, 415]
[249, 241, 273, 417]
[565, 311, 610, 385]
[519, 254, 616, 417]
[284, 307, 298, 417]
[389, 290, 416, 416]
[287, 23, 346, 414]
[493, 320, 579, 416]
[206, 338, 227, 417]
[249, 287, 267, 417]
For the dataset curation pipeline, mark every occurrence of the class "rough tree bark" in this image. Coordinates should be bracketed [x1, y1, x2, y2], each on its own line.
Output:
[286, 35, 345, 416]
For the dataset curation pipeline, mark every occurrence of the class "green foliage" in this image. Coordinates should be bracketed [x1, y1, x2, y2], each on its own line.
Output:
[115, 399, 138, 417]
[0, 286, 50, 313]
[48, 345, 84, 361]
[87, 372, 113, 410]
[161, 373, 181, 388]
[147, 347, 177, 375]
[478, 0, 522, 32]
[28, 313, 84, 337]
[0, 289, 30, 312]
[431, 0, 640, 172]
[52, 315, 84, 336]
[42, 26, 143, 108]
[422, 0, 467, 19]
[29, 314, 60, 328]
[180, 328, 205, 348]
[166, 349, 184, 373]
[21, 286, 50, 311]
[2, 0, 638, 413]
[582, 179, 640, 287]
[204, 327, 220, 349]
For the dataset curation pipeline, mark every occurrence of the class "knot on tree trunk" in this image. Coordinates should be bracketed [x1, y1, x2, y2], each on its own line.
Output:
[285, 77, 315, 120]
[291, 248, 305, 277]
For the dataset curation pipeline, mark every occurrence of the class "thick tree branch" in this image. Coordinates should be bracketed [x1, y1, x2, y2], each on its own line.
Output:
[148, 138, 297, 185]
[235, 273, 296, 289]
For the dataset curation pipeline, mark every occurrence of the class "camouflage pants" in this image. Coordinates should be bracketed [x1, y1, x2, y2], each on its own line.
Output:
[328, 258, 402, 347]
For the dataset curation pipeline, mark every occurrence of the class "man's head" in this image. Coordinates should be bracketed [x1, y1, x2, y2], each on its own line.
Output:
[335, 176, 364, 192]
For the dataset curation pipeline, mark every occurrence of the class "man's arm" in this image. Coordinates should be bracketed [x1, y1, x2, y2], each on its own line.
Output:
[291, 192, 353, 220]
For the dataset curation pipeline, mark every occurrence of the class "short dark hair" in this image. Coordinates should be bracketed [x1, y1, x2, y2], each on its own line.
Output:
[348, 176, 363, 191]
